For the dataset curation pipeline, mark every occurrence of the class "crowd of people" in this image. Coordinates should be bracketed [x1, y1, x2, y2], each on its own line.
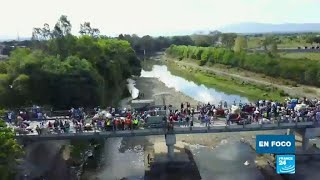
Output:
[5, 97, 320, 135]
[194, 97, 320, 126]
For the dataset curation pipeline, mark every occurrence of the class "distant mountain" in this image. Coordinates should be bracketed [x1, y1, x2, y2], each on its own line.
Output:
[218, 23, 320, 34]
[0, 36, 30, 42]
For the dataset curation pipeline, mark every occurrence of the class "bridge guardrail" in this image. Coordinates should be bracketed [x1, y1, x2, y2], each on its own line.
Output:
[14, 121, 317, 141]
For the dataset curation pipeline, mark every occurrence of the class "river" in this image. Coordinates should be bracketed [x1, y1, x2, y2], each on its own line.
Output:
[81, 62, 266, 180]
[140, 64, 250, 105]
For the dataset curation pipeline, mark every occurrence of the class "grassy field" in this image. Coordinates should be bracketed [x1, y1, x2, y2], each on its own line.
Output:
[247, 36, 312, 49]
[166, 61, 286, 102]
[280, 52, 320, 61]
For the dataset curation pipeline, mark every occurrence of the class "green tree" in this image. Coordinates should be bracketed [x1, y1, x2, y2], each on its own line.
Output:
[221, 33, 237, 49]
[52, 15, 72, 38]
[79, 22, 100, 37]
[234, 36, 247, 53]
[140, 35, 154, 52]
[270, 42, 278, 55]
[0, 120, 24, 179]
[0, 15, 142, 108]
[171, 36, 194, 46]
[165, 45, 320, 87]
[192, 35, 211, 47]
[306, 35, 320, 44]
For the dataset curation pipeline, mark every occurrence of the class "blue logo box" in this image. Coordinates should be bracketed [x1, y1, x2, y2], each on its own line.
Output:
[276, 155, 295, 174]
[256, 135, 295, 154]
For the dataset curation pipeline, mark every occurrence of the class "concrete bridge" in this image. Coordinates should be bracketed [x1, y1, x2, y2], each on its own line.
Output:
[15, 121, 320, 159]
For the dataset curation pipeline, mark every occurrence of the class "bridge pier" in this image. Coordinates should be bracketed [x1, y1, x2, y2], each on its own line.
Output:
[165, 134, 176, 159]
[286, 129, 295, 135]
[300, 129, 310, 152]
[302, 134, 309, 152]
[295, 128, 311, 152]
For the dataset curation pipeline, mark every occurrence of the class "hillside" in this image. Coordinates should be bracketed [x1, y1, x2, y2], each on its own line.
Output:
[218, 22, 320, 34]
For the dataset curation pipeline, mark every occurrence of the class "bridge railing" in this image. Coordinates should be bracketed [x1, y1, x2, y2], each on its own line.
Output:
[14, 121, 317, 140]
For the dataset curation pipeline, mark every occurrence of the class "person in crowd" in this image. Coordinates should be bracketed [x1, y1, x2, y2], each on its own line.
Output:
[185, 115, 190, 127]
[48, 121, 53, 129]
[205, 114, 209, 127]
[36, 125, 41, 135]
[226, 112, 231, 126]
[133, 118, 139, 129]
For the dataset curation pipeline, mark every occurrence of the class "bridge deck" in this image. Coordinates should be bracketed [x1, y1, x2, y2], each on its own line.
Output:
[15, 122, 315, 141]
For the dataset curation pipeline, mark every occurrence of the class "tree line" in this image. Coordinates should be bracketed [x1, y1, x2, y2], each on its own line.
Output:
[0, 15, 141, 109]
[117, 31, 239, 54]
[2, 29, 241, 58]
[166, 45, 320, 86]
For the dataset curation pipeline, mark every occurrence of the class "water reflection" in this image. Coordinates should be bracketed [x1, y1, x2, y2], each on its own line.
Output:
[189, 141, 264, 180]
[141, 65, 249, 105]
[96, 138, 145, 180]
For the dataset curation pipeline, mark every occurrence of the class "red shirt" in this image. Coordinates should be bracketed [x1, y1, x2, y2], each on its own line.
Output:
[125, 119, 131, 125]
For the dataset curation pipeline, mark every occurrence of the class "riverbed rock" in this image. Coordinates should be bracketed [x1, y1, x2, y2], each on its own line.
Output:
[244, 160, 250, 166]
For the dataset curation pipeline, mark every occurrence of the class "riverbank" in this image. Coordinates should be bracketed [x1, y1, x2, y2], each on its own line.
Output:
[165, 56, 320, 100]
[164, 59, 285, 102]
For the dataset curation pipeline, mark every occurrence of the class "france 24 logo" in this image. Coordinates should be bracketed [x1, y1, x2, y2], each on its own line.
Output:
[276, 155, 295, 174]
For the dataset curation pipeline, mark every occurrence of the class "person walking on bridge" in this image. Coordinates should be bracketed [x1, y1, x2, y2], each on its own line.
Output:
[133, 118, 139, 129]
[316, 111, 320, 126]
[205, 115, 209, 127]
[226, 111, 231, 126]
[185, 115, 190, 127]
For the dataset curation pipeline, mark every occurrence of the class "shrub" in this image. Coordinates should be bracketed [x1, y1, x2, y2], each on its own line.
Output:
[166, 45, 320, 87]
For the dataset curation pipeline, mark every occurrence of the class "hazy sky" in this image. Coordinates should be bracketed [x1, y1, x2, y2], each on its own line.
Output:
[1, 0, 320, 38]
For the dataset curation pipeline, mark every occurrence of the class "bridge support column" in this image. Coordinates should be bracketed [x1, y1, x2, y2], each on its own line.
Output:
[165, 134, 176, 159]
[301, 129, 310, 152]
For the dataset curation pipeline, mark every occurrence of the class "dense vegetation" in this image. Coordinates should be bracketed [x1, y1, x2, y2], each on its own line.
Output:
[2, 31, 238, 56]
[117, 31, 238, 54]
[0, 15, 141, 109]
[166, 45, 320, 86]
[0, 119, 23, 179]
[118, 32, 319, 55]
[247, 33, 320, 49]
